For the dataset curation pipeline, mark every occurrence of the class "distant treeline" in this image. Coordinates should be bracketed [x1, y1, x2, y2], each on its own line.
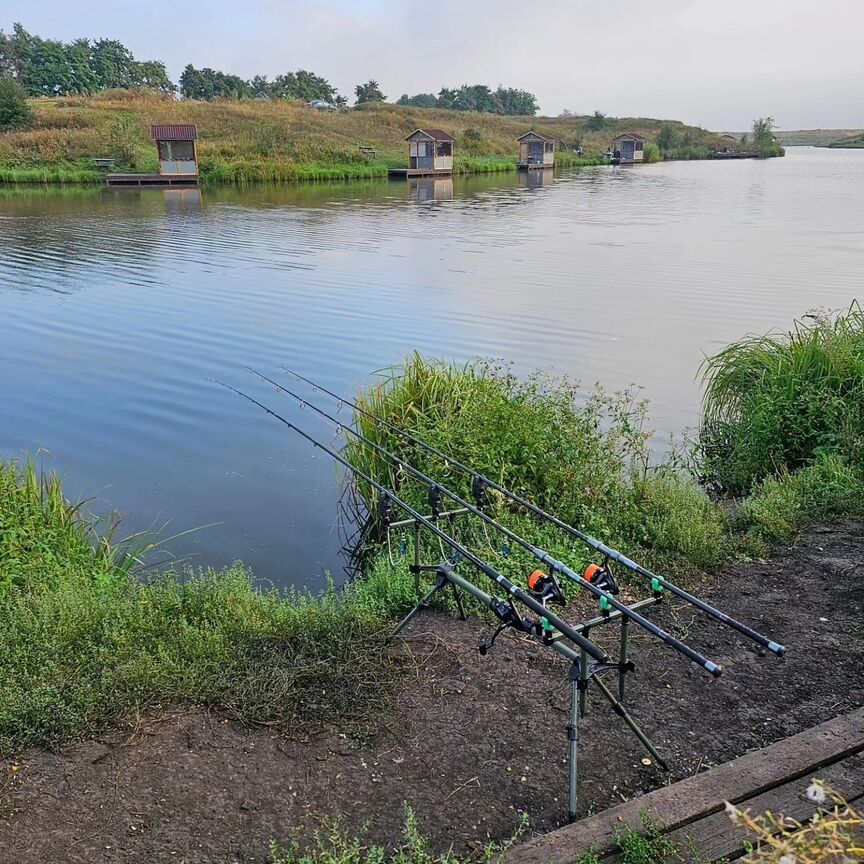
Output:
[0, 24, 173, 95]
[178, 66, 343, 104]
[397, 86, 538, 116]
[0, 22, 540, 115]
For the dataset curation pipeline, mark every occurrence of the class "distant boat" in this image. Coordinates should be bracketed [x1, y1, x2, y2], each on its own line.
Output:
[307, 99, 337, 111]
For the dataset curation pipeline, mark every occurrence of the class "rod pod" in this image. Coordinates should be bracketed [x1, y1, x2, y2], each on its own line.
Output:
[281, 366, 785, 657]
[253, 370, 722, 678]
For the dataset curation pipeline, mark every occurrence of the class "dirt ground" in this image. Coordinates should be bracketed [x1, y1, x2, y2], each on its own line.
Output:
[1, 524, 862, 864]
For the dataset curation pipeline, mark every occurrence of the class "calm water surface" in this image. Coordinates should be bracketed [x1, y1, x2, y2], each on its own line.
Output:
[1, 147, 862, 587]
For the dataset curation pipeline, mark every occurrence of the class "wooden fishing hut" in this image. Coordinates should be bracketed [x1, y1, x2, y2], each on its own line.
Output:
[610, 132, 646, 165]
[389, 129, 455, 177]
[106, 123, 200, 187]
[517, 131, 555, 170]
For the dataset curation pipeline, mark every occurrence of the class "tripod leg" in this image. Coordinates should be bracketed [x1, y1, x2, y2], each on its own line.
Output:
[579, 626, 591, 718]
[592, 675, 668, 769]
[567, 663, 580, 823]
[386, 577, 446, 644]
[618, 618, 630, 701]
[451, 584, 467, 621]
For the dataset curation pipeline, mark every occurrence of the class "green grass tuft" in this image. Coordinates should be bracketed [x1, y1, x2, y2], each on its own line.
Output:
[737, 453, 864, 544]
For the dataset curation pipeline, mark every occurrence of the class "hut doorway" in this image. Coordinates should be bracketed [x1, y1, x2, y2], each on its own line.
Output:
[410, 140, 434, 170]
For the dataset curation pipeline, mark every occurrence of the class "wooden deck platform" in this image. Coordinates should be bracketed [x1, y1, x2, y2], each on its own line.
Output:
[105, 173, 199, 187]
[506, 707, 864, 864]
[388, 167, 453, 178]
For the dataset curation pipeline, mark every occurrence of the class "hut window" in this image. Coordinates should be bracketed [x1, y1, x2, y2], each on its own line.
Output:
[544, 142, 553, 153]
[635, 141, 643, 151]
[436, 141, 452, 157]
[157, 141, 172, 160]
[172, 141, 195, 160]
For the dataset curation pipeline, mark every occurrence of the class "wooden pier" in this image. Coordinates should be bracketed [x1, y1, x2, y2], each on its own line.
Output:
[506, 707, 864, 864]
[105, 173, 199, 187]
[388, 167, 453, 178]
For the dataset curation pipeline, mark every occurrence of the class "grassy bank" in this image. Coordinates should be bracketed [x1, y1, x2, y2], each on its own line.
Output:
[0, 91, 726, 184]
[0, 462, 426, 754]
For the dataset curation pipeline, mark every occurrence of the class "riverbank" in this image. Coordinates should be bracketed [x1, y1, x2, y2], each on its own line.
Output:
[2, 522, 862, 863]
[2, 306, 863, 859]
[0, 92, 725, 184]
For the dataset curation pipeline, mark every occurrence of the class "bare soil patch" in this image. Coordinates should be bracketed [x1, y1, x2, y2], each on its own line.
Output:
[2, 524, 862, 864]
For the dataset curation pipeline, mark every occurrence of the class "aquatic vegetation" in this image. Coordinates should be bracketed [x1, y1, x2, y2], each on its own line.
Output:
[699, 304, 864, 494]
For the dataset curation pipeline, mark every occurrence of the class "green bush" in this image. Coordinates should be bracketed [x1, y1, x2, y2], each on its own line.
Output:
[0, 76, 33, 131]
[642, 141, 661, 163]
[738, 453, 864, 544]
[699, 304, 864, 494]
[346, 354, 729, 576]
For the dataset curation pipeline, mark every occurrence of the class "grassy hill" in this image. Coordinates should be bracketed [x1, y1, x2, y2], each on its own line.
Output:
[775, 128, 864, 147]
[828, 132, 864, 149]
[0, 91, 731, 183]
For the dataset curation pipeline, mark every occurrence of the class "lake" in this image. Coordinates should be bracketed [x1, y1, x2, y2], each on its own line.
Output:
[1, 147, 862, 588]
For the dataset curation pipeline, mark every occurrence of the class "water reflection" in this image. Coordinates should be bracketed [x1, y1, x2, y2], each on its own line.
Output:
[408, 177, 454, 202]
[1, 150, 862, 588]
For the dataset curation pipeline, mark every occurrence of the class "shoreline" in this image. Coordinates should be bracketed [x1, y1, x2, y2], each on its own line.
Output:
[0, 151, 606, 186]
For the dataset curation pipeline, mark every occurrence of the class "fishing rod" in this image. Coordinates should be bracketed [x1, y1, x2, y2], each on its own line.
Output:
[281, 366, 785, 657]
[214, 380, 608, 664]
[250, 369, 723, 678]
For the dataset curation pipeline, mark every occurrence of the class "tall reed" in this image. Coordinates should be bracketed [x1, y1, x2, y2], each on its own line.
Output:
[699, 303, 864, 494]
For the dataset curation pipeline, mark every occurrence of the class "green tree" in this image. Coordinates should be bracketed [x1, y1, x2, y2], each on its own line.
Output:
[586, 110, 608, 131]
[91, 39, 139, 89]
[396, 92, 437, 108]
[0, 75, 32, 130]
[134, 60, 174, 93]
[354, 79, 386, 104]
[752, 116, 775, 147]
[179, 64, 250, 100]
[656, 124, 679, 151]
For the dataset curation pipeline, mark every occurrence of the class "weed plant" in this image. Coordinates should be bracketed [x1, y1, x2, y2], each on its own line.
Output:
[270, 809, 526, 864]
[346, 354, 730, 579]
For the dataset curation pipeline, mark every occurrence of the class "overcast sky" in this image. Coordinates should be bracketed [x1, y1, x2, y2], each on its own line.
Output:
[3, 0, 862, 130]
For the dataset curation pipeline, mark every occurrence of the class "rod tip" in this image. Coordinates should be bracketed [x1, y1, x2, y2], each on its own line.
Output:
[706, 661, 723, 678]
[768, 641, 786, 656]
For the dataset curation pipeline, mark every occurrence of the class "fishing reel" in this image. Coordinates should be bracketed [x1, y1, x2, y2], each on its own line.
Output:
[584, 561, 619, 594]
[428, 484, 444, 518]
[527, 569, 566, 609]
